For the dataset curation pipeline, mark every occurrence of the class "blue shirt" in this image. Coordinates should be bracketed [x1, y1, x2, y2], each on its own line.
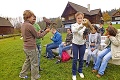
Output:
[51, 31, 62, 45]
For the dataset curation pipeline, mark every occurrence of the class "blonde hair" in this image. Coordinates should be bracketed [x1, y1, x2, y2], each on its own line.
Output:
[23, 10, 35, 21]
[75, 12, 84, 18]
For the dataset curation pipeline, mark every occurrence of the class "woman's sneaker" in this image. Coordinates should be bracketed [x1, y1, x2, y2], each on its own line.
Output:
[72, 75, 76, 80]
[19, 75, 28, 79]
[79, 73, 84, 78]
[55, 60, 61, 64]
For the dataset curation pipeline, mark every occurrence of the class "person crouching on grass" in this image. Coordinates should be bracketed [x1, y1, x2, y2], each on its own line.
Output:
[19, 10, 50, 80]
[92, 26, 120, 78]
[71, 12, 86, 80]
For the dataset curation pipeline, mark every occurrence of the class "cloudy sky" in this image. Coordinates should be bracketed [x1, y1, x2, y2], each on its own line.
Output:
[0, 0, 120, 18]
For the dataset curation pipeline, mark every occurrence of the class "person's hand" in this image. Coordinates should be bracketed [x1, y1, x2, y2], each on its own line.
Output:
[107, 35, 110, 38]
[90, 43, 95, 46]
[91, 48, 95, 52]
[45, 28, 50, 33]
[50, 36, 53, 39]
[63, 43, 66, 46]
[40, 30, 44, 33]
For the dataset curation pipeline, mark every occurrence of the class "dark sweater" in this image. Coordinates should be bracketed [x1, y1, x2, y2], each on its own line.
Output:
[65, 33, 73, 46]
[21, 21, 47, 50]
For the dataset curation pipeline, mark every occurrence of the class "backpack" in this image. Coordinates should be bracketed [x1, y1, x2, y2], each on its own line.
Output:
[61, 51, 70, 62]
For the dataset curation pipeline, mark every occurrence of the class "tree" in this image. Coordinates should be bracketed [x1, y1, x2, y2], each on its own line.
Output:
[37, 21, 46, 30]
[102, 12, 111, 22]
[55, 17, 62, 28]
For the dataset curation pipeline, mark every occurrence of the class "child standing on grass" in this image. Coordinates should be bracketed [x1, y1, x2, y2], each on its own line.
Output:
[71, 12, 86, 80]
[19, 10, 50, 80]
[33, 22, 43, 71]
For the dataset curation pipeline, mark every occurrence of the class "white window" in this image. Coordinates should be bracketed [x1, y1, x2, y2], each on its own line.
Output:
[68, 15, 74, 20]
[115, 17, 120, 20]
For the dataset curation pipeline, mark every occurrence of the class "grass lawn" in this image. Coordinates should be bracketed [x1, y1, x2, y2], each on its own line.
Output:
[0, 24, 120, 80]
[104, 24, 120, 29]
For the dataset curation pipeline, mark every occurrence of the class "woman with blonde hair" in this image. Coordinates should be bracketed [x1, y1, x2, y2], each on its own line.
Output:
[71, 12, 86, 80]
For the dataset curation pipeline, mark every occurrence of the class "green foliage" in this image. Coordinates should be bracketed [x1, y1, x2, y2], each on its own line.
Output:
[37, 21, 46, 30]
[0, 28, 120, 80]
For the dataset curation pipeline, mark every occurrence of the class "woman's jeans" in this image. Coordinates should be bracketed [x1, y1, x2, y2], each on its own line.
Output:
[86, 48, 98, 64]
[72, 43, 86, 75]
[93, 47, 111, 75]
[46, 43, 59, 58]
[37, 44, 41, 67]
[59, 43, 71, 57]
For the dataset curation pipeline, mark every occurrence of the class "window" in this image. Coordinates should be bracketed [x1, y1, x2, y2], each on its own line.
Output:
[68, 15, 74, 20]
[115, 17, 120, 20]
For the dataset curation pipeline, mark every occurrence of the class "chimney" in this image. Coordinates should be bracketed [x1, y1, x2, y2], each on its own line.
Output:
[87, 4, 90, 12]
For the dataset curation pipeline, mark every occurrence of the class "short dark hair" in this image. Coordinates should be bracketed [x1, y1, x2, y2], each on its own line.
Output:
[67, 28, 72, 32]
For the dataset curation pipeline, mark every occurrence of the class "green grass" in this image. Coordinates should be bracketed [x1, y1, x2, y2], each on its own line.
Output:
[0, 25, 120, 80]
[103, 24, 120, 29]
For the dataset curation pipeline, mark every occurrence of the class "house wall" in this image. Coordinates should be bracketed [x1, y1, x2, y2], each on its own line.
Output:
[111, 11, 120, 24]
[112, 16, 120, 24]
[112, 16, 120, 21]
[0, 26, 14, 35]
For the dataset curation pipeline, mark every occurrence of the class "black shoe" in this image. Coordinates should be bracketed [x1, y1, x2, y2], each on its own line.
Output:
[86, 62, 89, 67]
[39, 67, 43, 71]
[43, 55, 47, 57]
[47, 57, 54, 60]
[55, 60, 61, 64]
[92, 64, 95, 69]
[46, 56, 50, 58]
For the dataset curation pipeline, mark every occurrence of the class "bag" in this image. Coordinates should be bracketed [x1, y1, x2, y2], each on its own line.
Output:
[61, 51, 70, 62]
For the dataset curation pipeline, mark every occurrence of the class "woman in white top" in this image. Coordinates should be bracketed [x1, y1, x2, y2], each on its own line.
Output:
[71, 12, 86, 80]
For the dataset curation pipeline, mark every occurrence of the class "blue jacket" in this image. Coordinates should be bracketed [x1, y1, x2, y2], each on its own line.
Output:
[51, 31, 62, 45]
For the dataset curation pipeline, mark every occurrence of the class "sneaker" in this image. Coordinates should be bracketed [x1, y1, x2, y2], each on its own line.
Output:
[86, 62, 89, 67]
[72, 75, 76, 80]
[19, 75, 28, 79]
[55, 60, 61, 64]
[79, 73, 84, 78]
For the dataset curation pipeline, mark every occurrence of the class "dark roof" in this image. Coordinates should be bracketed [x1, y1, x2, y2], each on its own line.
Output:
[61, 2, 101, 17]
[112, 10, 120, 17]
[0, 17, 13, 27]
